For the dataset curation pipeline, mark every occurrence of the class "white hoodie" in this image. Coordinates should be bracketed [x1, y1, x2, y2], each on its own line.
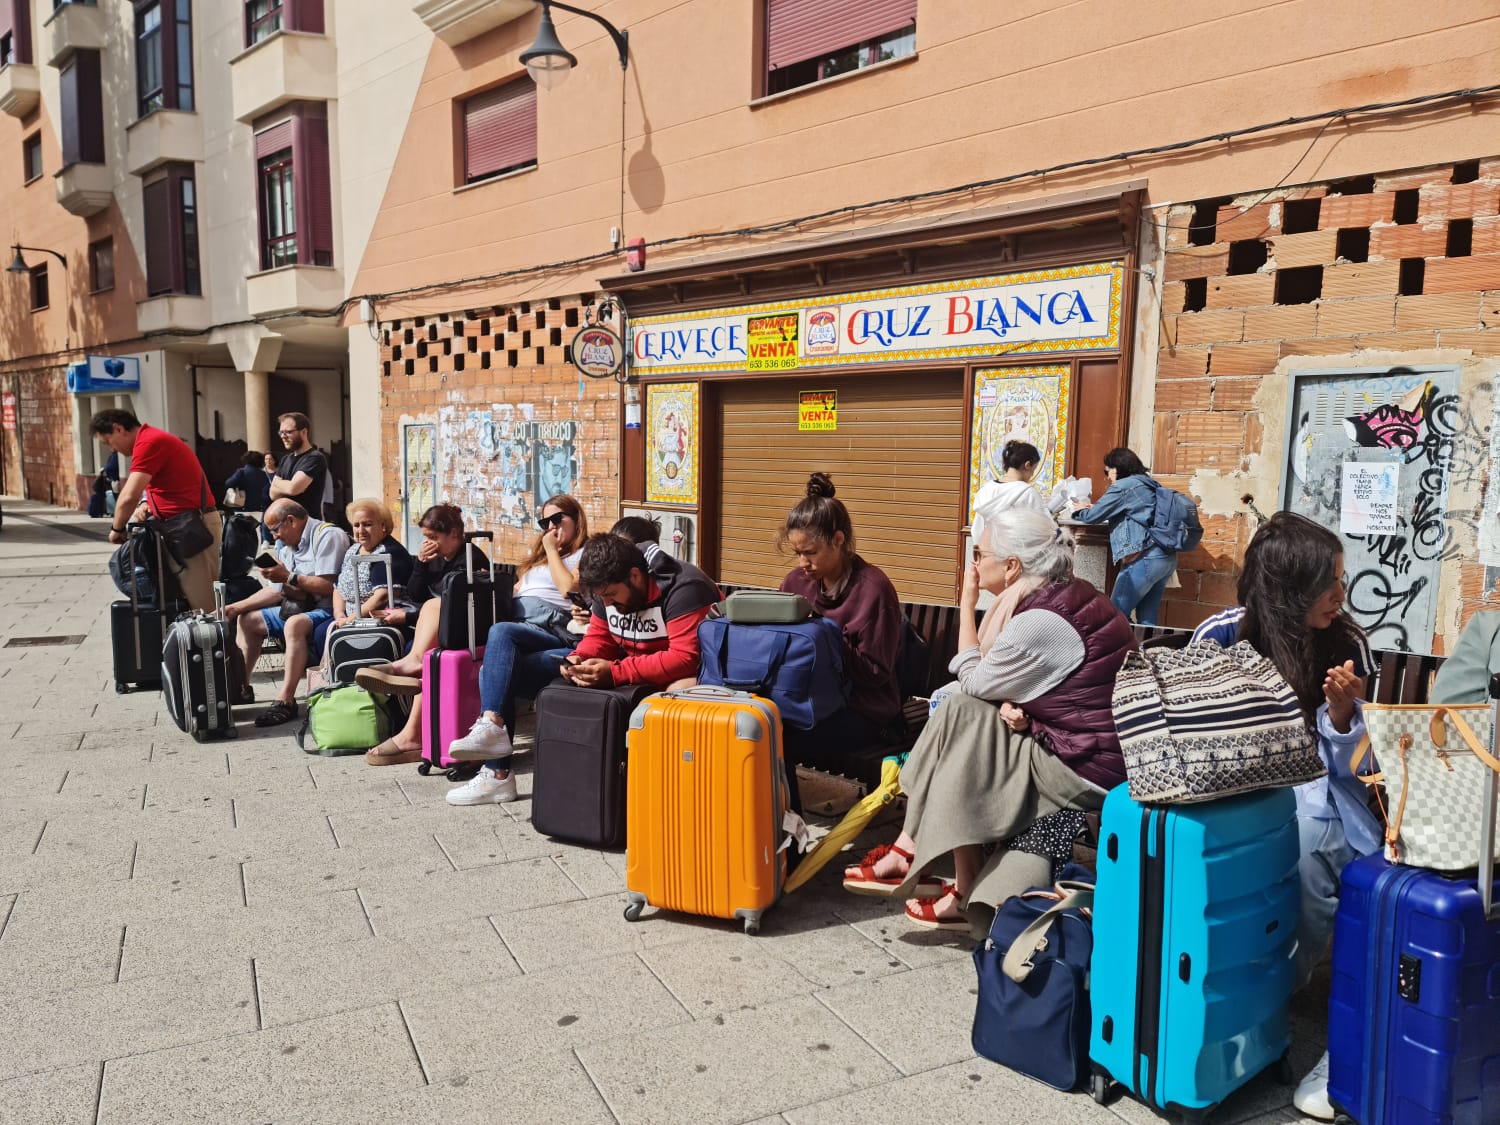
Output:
[972, 479, 1047, 540]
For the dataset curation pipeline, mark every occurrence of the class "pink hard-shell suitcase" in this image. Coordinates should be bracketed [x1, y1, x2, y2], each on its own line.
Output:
[418, 531, 493, 781]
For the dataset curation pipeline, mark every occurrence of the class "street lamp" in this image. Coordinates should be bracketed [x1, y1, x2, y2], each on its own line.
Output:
[520, 0, 628, 90]
[7, 244, 68, 274]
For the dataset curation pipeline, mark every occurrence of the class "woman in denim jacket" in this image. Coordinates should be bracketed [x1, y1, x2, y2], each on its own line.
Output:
[1069, 447, 1175, 626]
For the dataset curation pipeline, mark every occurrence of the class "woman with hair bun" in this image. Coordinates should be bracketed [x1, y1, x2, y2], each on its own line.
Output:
[842, 506, 1133, 933]
[971, 440, 1046, 538]
[777, 472, 905, 792]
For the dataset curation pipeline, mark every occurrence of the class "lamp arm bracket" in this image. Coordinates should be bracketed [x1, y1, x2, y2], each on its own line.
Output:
[15, 245, 69, 270]
[542, 0, 629, 69]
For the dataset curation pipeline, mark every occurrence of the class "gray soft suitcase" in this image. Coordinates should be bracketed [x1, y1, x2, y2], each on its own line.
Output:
[161, 584, 241, 742]
[325, 554, 406, 685]
[722, 590, 812, 624]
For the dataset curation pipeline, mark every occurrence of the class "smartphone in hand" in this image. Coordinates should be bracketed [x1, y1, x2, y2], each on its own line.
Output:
[567, 591, 589, 609]
[254, 547, 280, 570]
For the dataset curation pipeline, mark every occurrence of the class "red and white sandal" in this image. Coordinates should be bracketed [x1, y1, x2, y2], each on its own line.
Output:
[904, 882, 970, 932]
[842, 843, 944, 898]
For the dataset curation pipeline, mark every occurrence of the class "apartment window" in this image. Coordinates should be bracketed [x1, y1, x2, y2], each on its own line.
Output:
[460, 78, 536, 186]
[244, 0, 322, 47]
[135, 0, 193, 118]
[29, 263, 48, 311]
[0, 0, 33, 67]
[252, 103, 333, 270]
[89, 237, 114, 293]
[59, 50, 104, 166]
[22, 132, 41, 182]
[143, 163, 201, 296]
[765, 0, 916, 96]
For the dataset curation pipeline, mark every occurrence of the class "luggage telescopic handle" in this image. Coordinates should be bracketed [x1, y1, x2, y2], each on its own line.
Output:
[348, 552, 397, 620]
[461, 530, 495, 661]
[1484, 674, 1500, 920]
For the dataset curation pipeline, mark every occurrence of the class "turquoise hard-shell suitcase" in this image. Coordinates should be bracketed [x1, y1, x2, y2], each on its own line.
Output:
[1088, 786, 1300, 1118]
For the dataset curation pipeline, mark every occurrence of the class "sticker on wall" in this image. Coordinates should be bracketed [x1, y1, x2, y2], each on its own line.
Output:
[967, 365, 1070, 523]
[646, 382, 699, 505]
[798, 390, 837, 431]
[1340, 462, 1400, 535]
[746, 314, 800, 370]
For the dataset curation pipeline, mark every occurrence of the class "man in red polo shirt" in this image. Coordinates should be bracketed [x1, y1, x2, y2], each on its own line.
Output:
[91, 408, 221, 612]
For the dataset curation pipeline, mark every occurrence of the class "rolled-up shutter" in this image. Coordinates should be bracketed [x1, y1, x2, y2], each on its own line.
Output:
[462, 79, 537, 184]
[298, 113, 333, 265]
[253, 119, 293, 159]
[289, 0, 324, 34]
[716, 370, 965, 605]
[766, 0, 916, 71]
[142, 177, 174, 295]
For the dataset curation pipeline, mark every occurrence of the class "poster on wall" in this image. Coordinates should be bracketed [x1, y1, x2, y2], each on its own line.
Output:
[798, 390, 837, 431]
[1282, 367, 1459, 653]
[401, 422, 436, 546]
[646, 382, 699, 506]
[967, 365, 1070, 523]
[435, 405, 580, 532]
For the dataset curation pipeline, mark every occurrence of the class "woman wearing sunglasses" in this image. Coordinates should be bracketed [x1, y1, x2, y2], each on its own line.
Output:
[444, 495, 592, 805]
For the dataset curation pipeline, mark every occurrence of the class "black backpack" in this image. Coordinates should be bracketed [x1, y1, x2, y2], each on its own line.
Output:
[220, 513, 261, 580]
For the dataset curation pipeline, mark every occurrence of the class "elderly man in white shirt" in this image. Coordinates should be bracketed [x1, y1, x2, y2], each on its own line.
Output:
[226, 499, 351, 727]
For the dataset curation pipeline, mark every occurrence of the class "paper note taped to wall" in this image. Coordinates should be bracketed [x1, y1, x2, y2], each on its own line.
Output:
[1340, 462, 1399, 535]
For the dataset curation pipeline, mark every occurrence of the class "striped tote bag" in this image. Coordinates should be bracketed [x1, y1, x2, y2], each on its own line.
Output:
[1111, 640, 1325, 804]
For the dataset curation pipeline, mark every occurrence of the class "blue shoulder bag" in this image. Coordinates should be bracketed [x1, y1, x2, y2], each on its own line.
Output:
[696, 615, 847, 730]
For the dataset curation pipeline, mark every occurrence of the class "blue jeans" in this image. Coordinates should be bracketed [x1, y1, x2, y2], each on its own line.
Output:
[1297, 815, 1358, 989]
[1110, 548, 1176, 626]
[478, 621, 571, 768]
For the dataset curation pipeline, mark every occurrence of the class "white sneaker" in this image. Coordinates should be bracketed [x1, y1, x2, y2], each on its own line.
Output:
[1292, 1051, 1334, 1120]
[445, 765, 517, 806]
[447, 715, 513, 762]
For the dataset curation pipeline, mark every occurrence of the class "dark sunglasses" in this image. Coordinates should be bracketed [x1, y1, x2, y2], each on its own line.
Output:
[537, 512, 568, 531]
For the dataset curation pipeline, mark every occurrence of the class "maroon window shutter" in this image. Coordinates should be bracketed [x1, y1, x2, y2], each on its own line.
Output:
[463, 79, 536, 183]
[59, 51, 104, 166]
[766, 0, 916, 71]
[254, 118, 294, 159]
[143, 177, 174, 295]
[288, 0, 324, 34]
[2, 0, 32, 65]
[296, 112, 334, 265]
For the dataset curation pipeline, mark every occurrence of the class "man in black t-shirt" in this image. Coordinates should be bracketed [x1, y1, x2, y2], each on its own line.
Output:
[268, 412, 330, 518]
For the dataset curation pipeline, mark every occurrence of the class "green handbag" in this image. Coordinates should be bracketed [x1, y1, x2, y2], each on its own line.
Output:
[295, 685, 392, 756]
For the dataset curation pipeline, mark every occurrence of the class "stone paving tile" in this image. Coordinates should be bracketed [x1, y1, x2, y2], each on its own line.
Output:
[356, 856, 584, 939]
[0, 832, 137, 897]
[831, 893, 978, 969]
[814, 959, 979, 1076]
[782, 1059, 1103, 1125]
[0, 915, 124, 1000]
[9, 857, 243, 930]
[0, 961, 257, 1082]
[492, 892, 724, 974]
[431, 809, 568, 870]
[95, 1003, 425, 1125]
[0, 1062, 101, 1125]
[254, 917, 520, 1028]
[549, 843, 630, 896]
[275, 1047, 615, 1125]
[116, 888, 373, 981]
[241, 835, 453, 903]
[400, 951, 690, 1084]
[577, 993, 900, 1125]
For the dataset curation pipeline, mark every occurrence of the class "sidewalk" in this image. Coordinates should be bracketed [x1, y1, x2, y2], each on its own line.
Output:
[0, 497, 1323, 1124]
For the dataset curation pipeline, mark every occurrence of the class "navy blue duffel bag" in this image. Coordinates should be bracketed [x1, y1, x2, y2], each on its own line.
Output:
[695, 615, 847, 730]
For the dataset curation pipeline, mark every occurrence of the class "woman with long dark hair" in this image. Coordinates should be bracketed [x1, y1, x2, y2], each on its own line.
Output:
[1070, 446, 1198, 626]
[1192, 512, 1375, 1120]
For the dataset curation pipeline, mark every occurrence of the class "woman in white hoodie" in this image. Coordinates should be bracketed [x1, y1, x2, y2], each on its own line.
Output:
[972, 441, 1046, 537]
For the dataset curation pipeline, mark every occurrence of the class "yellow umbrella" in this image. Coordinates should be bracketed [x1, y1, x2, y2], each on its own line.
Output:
[785, 754, 904, 893]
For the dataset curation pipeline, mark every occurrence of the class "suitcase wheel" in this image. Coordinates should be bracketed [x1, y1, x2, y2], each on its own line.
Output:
[416, 760, 433, 776]
[623, 901, 644, 922]
[1334, 1117, 1354, 1125]
[445, 764, 480, 782]
[115, 681, 128, 694]
[1089, 1072, 1112, 1105]
[735, 908, 763, 936]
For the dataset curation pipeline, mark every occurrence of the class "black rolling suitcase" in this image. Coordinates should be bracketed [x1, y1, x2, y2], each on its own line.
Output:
[162, 583, 243, 741]
[325, 554, 407, 685]
[111, 524, 187, 693]
[532, 682, 656, 846]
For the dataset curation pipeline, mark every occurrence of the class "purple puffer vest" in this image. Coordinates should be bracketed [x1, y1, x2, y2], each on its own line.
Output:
[1018, 578, 1134, 790]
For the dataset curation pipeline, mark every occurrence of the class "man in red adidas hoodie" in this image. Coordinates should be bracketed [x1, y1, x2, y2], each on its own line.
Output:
[561, 533, 719, 689]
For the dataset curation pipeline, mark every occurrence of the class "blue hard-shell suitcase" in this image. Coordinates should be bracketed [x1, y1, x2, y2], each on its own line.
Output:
[1326, 675, 1500, 1125]
[1088, 785, 1300, 1118]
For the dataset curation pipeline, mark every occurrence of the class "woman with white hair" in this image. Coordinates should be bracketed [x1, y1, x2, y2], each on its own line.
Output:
[842, 506, 1135, 931]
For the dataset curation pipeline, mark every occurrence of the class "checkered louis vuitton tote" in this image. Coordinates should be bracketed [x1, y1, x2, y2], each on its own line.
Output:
[1111, 640, 1324, 804]
[1353, 704, 1500, 871]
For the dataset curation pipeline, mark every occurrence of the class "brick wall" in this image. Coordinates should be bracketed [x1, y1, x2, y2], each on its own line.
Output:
[377, 294, 620, 562]
[6, 366, 81, 508]
[1153, 156, 1500, 638]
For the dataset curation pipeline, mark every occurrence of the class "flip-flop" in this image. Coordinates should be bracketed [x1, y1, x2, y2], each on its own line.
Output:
[253, 700, 299, 727]
[904, 885, 969, 932]
[366, 738, 421, 766]
[355, 666, 422, 697]
[842, 843, 944, 898]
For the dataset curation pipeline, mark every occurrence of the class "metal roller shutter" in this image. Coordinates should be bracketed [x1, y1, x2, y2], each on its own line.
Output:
[716, 371, 965, 605]
[766, 0, 917, 71]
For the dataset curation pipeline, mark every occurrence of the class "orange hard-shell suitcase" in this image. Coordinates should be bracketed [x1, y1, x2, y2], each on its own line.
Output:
[623, 686, 787, 934]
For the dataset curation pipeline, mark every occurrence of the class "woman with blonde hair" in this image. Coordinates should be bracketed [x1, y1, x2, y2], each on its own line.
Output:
[329, 498, 413, 626]
[843, 507, 1133, 932]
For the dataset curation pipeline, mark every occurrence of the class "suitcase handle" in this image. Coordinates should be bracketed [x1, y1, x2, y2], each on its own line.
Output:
[348, 552, 398, 620]
[1485, 675, 1500, 920]
[460, 530, 498, 661]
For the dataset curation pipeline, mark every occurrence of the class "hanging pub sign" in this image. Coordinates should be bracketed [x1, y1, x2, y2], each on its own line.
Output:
[798, 390, 837, 431]
[629, 262, 1123, 374]
[572, 324, 627, 380]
